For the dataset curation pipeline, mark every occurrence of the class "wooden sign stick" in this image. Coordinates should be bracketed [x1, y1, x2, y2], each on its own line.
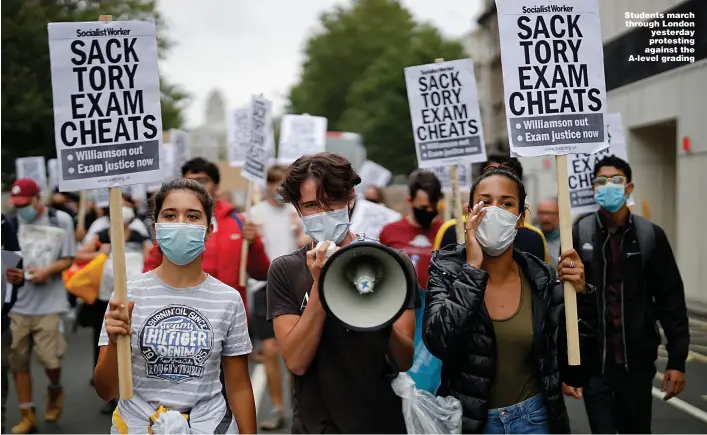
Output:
[101, 14, 134, 399]
[238, 182, 253, 287]
[77, 190, 87, 232]
[556, 154, 580, 366]
[434, 58, 465, 243]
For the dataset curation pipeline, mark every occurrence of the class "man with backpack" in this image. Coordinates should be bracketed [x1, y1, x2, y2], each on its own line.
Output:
[566, 156, 689, 433]
[4, 178, 76, 434]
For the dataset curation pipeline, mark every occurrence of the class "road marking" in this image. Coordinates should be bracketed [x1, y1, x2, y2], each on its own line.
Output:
[251, 363, 267, 415]
[689, 317, 707, 327]
[689, 350, 707, 364]
[652, 387, 707, 424]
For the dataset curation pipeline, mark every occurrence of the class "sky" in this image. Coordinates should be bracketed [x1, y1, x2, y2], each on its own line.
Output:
[157, 0, 485, 128]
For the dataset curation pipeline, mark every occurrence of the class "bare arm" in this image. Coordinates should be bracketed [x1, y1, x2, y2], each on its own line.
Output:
[388, 309, 416, 371]
[93, 343, 119, 401]
[223, 355, 256, 434]
[273, 282, 327, 376]
[74, 235, 104, 262]
[47, 257, 73, 275]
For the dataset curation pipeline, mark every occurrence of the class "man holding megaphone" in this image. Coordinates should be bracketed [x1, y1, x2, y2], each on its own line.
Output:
[266, 152, 419, 434]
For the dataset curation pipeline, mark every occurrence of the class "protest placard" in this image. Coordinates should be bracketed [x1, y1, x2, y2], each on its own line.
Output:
[497, 0, 607, 157]
[432, 164, 472, 194]
[169, 129, 190, 179]
[350, 199, 402, 240]
[567, 113, 634, 215]
[47, 20, 163, 192]
[278, 114, 328, 165]
[242, 95, 273, 187]
[404, 58, 487, 169]
[15, 157, 48, 194]
[358, 161, 392, 189]
[227, 107, 250, 167]
[47, 159, 59, 192]
[94, 188, 111, 208]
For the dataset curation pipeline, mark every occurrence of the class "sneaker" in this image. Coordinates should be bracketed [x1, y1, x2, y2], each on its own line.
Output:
[11, 406, 37, 434]
[259, 408, 285, 431]
[44, 386, 64, 423]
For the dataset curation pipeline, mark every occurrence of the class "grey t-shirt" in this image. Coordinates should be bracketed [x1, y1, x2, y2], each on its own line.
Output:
[12, 209, 76, 316]
[99, 272, 252, 415]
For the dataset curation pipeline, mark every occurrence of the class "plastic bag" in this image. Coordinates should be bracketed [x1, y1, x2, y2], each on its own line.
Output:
[407, 289, 442, 393]
[150, 409, 190, 434]
[391, 373, 462, 434]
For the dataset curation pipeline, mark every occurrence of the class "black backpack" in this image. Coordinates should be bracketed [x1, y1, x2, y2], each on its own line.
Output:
[576, 212, 655, 269]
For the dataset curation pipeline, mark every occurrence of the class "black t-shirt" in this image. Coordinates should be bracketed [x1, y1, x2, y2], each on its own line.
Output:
[266, 244, 420, 434]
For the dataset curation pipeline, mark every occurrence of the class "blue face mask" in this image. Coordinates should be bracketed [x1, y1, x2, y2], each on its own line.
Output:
[594, 183, 627, 213]
[155, 223, 207, 266]
[17, 205, 38, 222]
[301, 207, 350, 244]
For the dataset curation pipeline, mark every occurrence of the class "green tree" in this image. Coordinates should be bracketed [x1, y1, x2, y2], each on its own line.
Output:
[287, 0, 465, 175]
[288, 0, 416, 129]
[1, 0, 189, 179]
[340, 25, 465, 175]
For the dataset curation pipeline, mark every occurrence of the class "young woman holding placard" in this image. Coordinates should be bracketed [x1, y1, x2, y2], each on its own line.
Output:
[423, 166, 596, 434]
[93, 179, 256, 434]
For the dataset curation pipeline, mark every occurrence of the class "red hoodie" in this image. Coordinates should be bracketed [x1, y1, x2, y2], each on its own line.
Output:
[143, 199, 270, 305]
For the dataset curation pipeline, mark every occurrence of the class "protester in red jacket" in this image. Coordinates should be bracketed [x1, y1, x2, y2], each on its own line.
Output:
[144, 158, 270, 304]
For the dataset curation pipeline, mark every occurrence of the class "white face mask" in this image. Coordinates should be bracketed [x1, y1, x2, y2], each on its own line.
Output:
[475, 206, 520, 257]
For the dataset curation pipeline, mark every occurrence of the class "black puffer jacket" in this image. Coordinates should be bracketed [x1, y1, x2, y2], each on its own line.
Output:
[423, 245, 597, 433]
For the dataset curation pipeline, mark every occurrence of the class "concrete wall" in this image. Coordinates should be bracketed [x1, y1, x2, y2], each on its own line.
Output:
[599, 0, 707, 305]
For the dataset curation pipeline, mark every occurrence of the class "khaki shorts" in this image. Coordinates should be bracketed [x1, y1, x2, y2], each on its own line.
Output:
[9, 313, 66, 371]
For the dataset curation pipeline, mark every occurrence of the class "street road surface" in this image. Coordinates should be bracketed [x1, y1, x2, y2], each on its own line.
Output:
[5, 317, 707, 433]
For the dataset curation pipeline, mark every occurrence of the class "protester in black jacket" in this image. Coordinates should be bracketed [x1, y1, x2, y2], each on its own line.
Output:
[423, 167, 597, 434]
[569, 156, 689, 434]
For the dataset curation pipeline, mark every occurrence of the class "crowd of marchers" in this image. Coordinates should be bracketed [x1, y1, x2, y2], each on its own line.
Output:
[1, 151, 688, 434]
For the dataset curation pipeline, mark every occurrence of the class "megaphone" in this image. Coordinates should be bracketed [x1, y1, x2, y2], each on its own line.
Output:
[318, 241, 417, 331]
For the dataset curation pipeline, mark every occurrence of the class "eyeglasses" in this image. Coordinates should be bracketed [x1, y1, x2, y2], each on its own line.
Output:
[593, 175, 626, 186]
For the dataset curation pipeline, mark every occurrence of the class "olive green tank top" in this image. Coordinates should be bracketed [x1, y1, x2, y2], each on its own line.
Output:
[488, 270, 541, 409]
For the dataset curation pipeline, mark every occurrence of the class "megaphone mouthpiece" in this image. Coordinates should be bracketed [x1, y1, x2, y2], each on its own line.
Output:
[352, 263, 377, 294]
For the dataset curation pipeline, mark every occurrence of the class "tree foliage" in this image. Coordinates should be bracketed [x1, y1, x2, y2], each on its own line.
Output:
[1, 0, 189, 179]
[287, 0, 465, 175]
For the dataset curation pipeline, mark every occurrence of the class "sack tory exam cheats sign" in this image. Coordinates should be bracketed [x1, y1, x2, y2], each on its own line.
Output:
[227, 107, 250, 167]
[48, 20, 163, 192]
[567, 112, 634, 215]
[497, 0, 607, 157]
[404, 58, 487, 168]
[15, 157, 48, 193]
[242, 95, 273, 187]
[433, 164, 471, 194]
[278, 114, 328, 165]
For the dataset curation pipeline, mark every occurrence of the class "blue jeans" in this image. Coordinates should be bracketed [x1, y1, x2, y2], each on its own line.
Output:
[483, 394, 550, 434]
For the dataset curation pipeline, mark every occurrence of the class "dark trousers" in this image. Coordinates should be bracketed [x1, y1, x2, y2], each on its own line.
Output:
[583, 363, 655, 434]
[89, 300, 109, 368]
